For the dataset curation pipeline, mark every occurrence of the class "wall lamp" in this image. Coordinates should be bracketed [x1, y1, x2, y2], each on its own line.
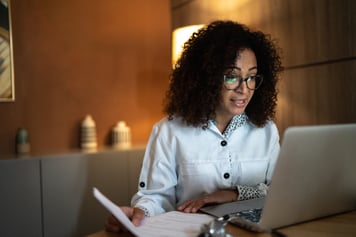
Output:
[171, 24, 205, 67]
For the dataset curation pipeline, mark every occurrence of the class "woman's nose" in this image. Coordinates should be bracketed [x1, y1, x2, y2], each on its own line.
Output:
[234, 80, 248, 93]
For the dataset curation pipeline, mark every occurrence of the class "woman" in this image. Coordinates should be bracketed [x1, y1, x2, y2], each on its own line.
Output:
[106, 20, 283, 231]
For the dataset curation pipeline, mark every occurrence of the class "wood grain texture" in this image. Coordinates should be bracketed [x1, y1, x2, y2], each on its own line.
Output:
[171, 0, 356, 136]
[0, 0, 171, 157]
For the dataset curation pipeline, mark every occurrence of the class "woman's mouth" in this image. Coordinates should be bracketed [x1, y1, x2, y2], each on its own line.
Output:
[232, 99, 247, 108]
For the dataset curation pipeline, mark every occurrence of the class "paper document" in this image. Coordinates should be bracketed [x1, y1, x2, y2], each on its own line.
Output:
[93, 187, 213, 237]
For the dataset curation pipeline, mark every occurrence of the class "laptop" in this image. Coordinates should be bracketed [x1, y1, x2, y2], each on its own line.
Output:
[201, 123, 356, 232]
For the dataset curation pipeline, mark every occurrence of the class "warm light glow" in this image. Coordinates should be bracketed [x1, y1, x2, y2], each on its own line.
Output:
[172, 24, 204, 67]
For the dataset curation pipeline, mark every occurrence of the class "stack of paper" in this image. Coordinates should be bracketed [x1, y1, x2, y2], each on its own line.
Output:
[93, 187, 214, 237]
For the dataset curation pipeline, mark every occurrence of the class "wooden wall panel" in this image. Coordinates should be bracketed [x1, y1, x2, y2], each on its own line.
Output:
[171, 0, 356, 136]
[0, 0, 171, 157]
[171, 0, 356, 66]
[276, 61, 356, 136]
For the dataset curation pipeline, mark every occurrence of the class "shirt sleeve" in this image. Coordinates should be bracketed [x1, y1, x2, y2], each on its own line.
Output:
[131, 120, 177, 217]
[237, 183, 268, 200]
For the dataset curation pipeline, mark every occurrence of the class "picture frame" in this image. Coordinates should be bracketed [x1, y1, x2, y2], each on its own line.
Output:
[0, 0, 15, 102]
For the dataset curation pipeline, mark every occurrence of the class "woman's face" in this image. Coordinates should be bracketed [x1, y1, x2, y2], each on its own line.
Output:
[216, 48, 257, 119]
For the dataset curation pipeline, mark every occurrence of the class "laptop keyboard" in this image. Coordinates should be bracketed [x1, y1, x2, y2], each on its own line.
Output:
[234, 208, 263, 223]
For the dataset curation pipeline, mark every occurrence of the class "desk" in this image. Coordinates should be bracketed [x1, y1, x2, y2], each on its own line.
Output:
[87, 210, 356, 237]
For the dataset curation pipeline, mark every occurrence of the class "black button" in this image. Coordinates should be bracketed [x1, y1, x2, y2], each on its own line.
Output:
[221, 140, 227, 146]
[139, 182, 145, 188]
[223, 173, 230, 179]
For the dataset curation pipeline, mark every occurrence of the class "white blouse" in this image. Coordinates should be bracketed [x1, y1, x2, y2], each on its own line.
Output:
[131, 115, 280, 217]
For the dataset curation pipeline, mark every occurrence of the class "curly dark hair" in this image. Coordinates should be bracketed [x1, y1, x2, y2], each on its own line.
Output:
[163, 20, 283, 127]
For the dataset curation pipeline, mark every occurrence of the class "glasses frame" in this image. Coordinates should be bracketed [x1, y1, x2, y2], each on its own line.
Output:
[223, 73, 263, 91]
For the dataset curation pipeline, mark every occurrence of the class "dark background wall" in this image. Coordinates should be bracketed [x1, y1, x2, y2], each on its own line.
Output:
[0, 0, 171, 157]
[1, 0, 355, 158]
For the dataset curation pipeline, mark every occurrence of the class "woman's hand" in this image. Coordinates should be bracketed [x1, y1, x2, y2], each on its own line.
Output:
[177, 189, 238, 213]
[105, 207, 145, 232]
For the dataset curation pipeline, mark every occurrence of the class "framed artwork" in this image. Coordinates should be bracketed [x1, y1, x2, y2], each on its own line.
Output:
[0, 0, 14, 102]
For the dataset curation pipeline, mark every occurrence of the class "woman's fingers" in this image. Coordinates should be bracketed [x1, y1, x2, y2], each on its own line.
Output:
[105, 214, 123, 232]
[177, 190, 237, 213]
[131, 208, 145, 226]
[178, 199, 206, 213]
[105, 207, 145, 232]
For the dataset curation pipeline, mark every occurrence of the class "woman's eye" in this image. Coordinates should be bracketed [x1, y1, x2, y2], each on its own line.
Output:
[246, 76, 252, 81]
[226, 76, 238, 83]
[246, 76, 256, 81]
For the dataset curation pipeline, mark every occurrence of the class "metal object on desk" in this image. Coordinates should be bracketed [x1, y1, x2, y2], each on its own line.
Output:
[198, 216, 233, 237]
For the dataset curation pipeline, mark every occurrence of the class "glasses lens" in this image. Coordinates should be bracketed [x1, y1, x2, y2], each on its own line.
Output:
[247, 75, 263, 90]
[224, 75, 240, 89]
[224, 74, 263, 90]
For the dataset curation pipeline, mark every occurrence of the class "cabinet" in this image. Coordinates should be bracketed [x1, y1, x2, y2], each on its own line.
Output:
[0, 159, 42, 236]
[0, 147, 145, 237]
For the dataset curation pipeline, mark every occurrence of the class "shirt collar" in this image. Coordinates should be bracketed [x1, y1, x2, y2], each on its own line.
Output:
[209, 113, 247, 139]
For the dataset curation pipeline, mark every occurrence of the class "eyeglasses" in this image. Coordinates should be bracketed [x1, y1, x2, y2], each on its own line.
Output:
[223, 70, 263, 91]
